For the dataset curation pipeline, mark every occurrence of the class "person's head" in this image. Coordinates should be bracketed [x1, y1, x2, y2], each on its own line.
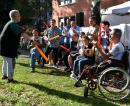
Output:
[9, 10, 21, 23]
[110, 28, 122, 43]
[82, 36, 90, 46]
[102, 21, 110, 30]
[70, 20, 76, 27]
[50, 19, 56, 28]
[80, 32, 85, 38]
[89, 16, 97, 26]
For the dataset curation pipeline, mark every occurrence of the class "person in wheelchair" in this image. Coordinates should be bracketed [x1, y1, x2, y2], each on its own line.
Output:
[95, 28, 125, 70]
[71, 36, 95, 79]
[28, 29, 46, 72]
[67, 32, 86, 72]
[75, 28, 125, 87]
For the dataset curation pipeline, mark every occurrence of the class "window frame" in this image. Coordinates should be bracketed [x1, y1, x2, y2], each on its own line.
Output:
[58, 0, 76, 6]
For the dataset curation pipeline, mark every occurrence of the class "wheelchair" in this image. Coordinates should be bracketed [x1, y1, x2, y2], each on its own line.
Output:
[77, 59, 130, 101]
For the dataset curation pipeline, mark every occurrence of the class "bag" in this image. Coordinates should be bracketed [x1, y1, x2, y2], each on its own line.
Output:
[121, 50, 129, 70]
[121, 43, 129, 70]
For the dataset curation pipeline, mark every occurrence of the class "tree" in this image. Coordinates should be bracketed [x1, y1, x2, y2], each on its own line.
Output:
[91, 0, 101, 25]
[13, 0, 52, 26]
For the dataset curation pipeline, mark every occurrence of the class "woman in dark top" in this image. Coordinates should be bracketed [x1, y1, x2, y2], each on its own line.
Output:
[0, 10, 34, 83]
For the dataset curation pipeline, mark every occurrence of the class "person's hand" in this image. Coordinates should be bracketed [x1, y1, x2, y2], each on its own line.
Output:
[32, 40, 39, 46]
[92, 40, 98, 47]
[43, 36, 49, 41]
[82, 49, 86, 55]
[21, 25, 28, 33]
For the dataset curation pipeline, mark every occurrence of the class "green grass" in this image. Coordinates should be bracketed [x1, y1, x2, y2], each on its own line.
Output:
[0, 55, 130, 106]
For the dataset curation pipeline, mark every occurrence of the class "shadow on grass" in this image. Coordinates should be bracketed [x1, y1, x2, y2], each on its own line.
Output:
[22, 82, 119, 106]
[18, 62, 69, 77]
[17, 62, 60, 70]
[35, 69, 70, 77]
[17, 62, 29, 67]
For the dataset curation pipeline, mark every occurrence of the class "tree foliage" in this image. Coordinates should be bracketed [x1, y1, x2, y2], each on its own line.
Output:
[12, 0, 52, 25]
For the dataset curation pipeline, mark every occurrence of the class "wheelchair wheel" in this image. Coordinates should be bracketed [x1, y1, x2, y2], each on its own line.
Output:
[84, 84, 89, 97]
[98, 67, 130, 101]
[88, 80, 97, 90]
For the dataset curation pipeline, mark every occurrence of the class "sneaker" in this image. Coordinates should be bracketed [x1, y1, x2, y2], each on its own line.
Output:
[53, 65, 59, 69]
[7, 79, 17, 83]
[31, 67, 35, 72]
[70, 73, 77, 79]
[74, 80, 83, 87]
[57, 61, 63, 66]
[2, 75, 8, 80]
[37, 60, 41, 65]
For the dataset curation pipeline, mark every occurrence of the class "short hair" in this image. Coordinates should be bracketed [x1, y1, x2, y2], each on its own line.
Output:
[9, 10, 20, 19]
[89, 16, 97, 22]
[80, 32, 85, 36]
[102, 21, 110, 27]
[113, 28, 122, 39]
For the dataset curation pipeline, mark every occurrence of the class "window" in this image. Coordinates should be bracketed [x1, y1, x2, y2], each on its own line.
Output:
[58, 0, 76, 6]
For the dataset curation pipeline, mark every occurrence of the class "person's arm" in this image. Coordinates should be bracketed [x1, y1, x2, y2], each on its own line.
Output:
[73, 26, 80, 35]
[21, 33, 38, 45]
[21, 33, 32, 41]
[77, 42, 80, 50]
[27, 41, 33, 49]
[93, 40, 111, 59]
[97, 46, 111, 59]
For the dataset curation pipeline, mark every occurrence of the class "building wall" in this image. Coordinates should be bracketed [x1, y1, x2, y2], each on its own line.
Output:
[52, 0, 92, 27]
[101, 0, 128, 9]
[52, 0, 129, 27]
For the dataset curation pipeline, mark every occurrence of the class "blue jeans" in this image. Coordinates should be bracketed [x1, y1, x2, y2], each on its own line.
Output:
[73, 56, 94, 76]
[30, 47, 41, 68]
[73, 56, 85, 75]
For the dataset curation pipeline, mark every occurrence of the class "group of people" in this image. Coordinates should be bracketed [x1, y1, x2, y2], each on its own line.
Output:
[0, 9, 126, 85]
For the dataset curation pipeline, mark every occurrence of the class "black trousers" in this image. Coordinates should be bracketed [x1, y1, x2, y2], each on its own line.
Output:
[42, 46, 58, 65]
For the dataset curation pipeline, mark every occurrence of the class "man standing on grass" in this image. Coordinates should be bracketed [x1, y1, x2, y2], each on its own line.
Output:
[0, 10, 35, 83]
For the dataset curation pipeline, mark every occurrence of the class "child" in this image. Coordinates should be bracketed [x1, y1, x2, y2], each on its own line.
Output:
[70, 36, 95, 78]
[67, 32, 85, 72]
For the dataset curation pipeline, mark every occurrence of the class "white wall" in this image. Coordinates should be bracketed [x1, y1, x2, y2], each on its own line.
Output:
[102, 14, 130, 26]
[80, 27, 89, 34]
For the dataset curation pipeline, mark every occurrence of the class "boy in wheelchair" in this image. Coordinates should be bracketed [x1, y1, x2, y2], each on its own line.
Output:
[75, 28, 127, 87]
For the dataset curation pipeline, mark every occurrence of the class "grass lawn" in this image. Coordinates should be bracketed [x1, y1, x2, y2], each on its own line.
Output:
[0, 55, 130, 106]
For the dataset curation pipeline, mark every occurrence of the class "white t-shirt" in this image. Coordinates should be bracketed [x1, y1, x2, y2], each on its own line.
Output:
[109, 42, 124, 60]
